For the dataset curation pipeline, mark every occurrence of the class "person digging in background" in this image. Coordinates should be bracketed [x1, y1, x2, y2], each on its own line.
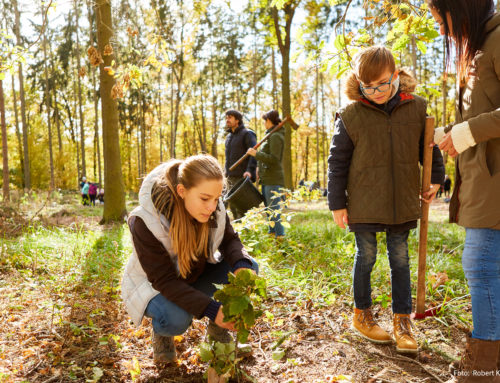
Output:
[328, 46, 445, 354]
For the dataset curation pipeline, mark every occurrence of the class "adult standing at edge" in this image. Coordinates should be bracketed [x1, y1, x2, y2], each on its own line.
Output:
[224, 110, 257, 220]
[246, 110, 286, 238]
[429, 1, 500, 381]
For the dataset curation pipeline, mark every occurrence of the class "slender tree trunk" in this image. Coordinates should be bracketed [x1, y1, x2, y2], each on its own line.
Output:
[74, 0, 86, 178]
[271, 48, 278, 110]
[272, 4, 296, 189]
[88, 0, 102, 185]
[11, 75, 24, 183]
[320, 72, 326, 189]
[42, 1, 55, 190]
[95, 0, 126, 223]
[0, 80, 9, 201]
[315, 59, 320, 186]
[170, 67, 175, 158]
[141, 94, 147, 175]
[157, 75, 163, 162]
[14, 0, 31, 190]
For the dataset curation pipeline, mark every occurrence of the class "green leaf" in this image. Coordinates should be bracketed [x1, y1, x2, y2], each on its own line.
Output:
[416, 40, 427, 54]
[272, 349, 286, 360]
[334, 34, 346, 52]
[199, 342, 214, 362]
[392, 34, 411, 52]
[237, 328, 250, 343]
[241, 307, 256, 327]
[229, 296, 250, 316]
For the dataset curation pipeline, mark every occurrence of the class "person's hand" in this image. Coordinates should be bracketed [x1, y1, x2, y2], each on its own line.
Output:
[246, 148, 257, 157]
[422, 184, 441, 204]
[234, 267, 256, 276]
[332, 209, 348, 229]
[438, 132, 458, 158]
[215, 306, 236, 331]
[243, 171, 251, 179]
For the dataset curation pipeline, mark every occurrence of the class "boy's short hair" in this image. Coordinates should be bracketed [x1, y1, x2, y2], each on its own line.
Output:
[353, 46, 396, 84]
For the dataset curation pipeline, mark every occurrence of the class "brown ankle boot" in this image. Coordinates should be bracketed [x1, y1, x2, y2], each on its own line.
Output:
[352, 307, 392, 344]
[445, 335, 500, 382]
[393, 313, 418, 354]
[152, 331, 176, 364]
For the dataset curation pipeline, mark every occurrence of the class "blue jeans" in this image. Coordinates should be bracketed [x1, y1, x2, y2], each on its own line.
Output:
[462, 228, 500, 341]
[144, 258, 259, 336]
[353, 231, 412, 314]
[262, 184, 285, 237]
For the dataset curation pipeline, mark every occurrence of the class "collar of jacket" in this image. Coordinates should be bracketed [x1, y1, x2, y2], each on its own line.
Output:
[486, 12, 500, 34]
[227, 123, 245, 135]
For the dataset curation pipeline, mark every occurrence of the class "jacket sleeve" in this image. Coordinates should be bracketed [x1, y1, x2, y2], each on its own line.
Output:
[255, 133, 283, 165]
[130, 216, 213, 319]
[419, 130, 446, 185]
[218, 214, 253, 268]
[244, 131, 257, 180]
[466, 44, 500, 143]
[328, 114, 354, 211]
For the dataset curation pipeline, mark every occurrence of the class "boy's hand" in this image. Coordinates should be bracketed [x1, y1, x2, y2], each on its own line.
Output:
[246, 148, 257, 157]
[438, 132, 458, 158]
[422, 184, 440, 204]
[332, 209, 349, 229]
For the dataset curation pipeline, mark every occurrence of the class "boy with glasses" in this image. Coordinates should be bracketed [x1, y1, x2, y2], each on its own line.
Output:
[327, 46, 445, 353]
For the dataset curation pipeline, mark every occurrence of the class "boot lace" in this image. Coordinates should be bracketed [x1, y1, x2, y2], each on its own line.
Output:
[396, 316, 413, 337]
[359, 309, 377, 328]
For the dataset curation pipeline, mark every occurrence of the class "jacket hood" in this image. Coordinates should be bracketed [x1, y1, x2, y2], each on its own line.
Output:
[486, 12, 500, 34]
[344, 69, 417, 102]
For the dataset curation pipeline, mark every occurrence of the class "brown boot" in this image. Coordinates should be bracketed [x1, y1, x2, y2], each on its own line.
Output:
[152, 331, 176, 364]
[445, 334, 500, 382]
[393, 313, 418, 354]
[352, 307, 392, 344]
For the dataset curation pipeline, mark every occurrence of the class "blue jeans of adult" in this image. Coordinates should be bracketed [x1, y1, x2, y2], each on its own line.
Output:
[144, 258, 259, 336]
[353, 231, 412, 314]
[262, 184, 285, 237]
[462, 228, 500, 341]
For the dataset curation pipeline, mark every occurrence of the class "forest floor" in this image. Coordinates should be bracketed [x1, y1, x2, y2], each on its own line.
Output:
[0, 193, 469, 383]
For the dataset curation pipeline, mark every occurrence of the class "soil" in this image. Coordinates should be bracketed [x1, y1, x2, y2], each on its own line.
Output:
[0, 199, 466, 383]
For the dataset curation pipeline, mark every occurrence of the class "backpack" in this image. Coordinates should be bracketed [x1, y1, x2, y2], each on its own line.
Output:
[89, 183, 98, 195]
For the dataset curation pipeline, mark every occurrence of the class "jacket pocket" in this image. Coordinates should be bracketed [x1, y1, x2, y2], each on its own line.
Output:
[486, 139, 500, 177]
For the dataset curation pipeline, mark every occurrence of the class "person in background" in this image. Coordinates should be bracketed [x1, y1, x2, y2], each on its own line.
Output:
[121, 154, 259, 364]
[224, 110, 257, 220]
[89, 183, 98, 206]
[429, 0, 500, 381]
[81, 180, 90, 206]
[328, 46, 445, 355]
[246, 110, 286, 239]
[443, 174, 452, 198]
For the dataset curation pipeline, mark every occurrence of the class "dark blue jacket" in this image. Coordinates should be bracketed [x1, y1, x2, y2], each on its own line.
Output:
[225, 124, 257, 180]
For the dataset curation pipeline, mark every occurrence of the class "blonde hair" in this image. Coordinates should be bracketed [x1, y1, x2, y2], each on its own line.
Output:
[151, 154, 224, 279]
[353, 46, 396, 84]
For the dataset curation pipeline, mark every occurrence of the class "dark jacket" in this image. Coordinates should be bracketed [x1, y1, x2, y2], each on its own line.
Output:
[449, 13, 500, 229]
[328, 70, 445, 228]
[255, 126, 285, 186]
[225, 124, 257, 181]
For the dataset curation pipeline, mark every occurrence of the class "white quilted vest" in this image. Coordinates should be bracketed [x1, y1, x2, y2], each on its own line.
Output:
[121, 163, 226, 326]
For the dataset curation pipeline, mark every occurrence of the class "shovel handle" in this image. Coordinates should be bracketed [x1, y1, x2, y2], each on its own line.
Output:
[416, 116, 435, 315]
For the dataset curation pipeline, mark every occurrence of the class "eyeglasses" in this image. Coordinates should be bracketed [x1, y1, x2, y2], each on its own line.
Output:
[360, 72, 394, 95]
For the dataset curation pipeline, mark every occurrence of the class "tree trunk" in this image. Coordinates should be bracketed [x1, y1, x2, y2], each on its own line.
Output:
[315, 59, 320, 186]
[95, 0, 126, 223]
[88, 0, 102, 185]
[42, 0, 55, 190]
[14, 0, 31, 190]
[0, 80, 9, 201]
[271, 47, 278, 110]
[75, 0, 86, 178]
[272, 3, 296, 189]
[11, 75, 24, 183]
[320, 72, 326, 189]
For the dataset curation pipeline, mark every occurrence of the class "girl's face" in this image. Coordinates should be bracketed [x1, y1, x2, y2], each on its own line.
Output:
[430, 7, 454, 36]
[177, 179, 224, 223]
[264, 118, 273, 130]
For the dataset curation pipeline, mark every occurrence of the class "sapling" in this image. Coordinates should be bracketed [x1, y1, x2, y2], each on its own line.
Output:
[199, 269, 266, 382]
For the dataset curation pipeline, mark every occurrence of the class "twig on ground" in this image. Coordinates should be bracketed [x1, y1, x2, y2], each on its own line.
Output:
[24, 360, 43, 377]
[369, 350, 445, 383]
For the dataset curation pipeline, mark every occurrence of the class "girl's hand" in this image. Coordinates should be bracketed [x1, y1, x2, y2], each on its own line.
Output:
[422, 184, 441, 203]
[438, 132, 458, 158]
[215, 306, 236, 331]
[246, 148, 257, 157]
[332, 209, 349, 229]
